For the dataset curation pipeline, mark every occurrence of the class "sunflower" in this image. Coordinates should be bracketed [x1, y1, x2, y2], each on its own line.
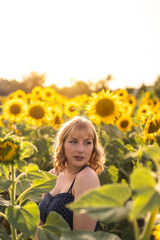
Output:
[26, 93, 32, 103]
[50, 105, 63, 117]
[120, 102, 133, 116]
[2, 98, 28, 122]
[152, 98, 160, 109]
[116, 115, 133, 132]
[141, 91, 150, 104]
[13, 89, 27, 102]
[64, 100, 80, 118]
[127, 95, 136, 108]
[73, 94, 88, 105]
[7, 92, 15, 100]
[41, 87, 56, 103]
[55, 93, 69, 105]
[24, 101, 52, 126]
[152, 224, 160, 240]
[51, 113, 63, 129]
[0, 116, 4, 127]
[143, 132, 157, 144]
[31, 86, 43, 101]
[135, 104, 152, 123]
[86, 89, 122, 125]
[115, 89, 128, 100]
[144, 116, 160, 135]
[0, 139, 19, 163]
[145, 98, 160, 113]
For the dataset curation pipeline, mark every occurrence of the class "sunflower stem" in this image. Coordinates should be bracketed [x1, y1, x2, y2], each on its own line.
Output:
[133, 219, 140, 240]
[10, 164, 17, 240]
[17, 232, 23, 240]
[140, 209, 158, 240]
[15, 185, 33, 205]
[0, 212, 7, 219]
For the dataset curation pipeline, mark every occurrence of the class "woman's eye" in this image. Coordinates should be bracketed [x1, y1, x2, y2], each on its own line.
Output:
[85, 141, 92, 145]
[69, 141, 77, 144]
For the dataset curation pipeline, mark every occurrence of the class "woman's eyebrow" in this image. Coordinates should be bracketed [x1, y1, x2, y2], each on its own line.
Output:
[68, 137, 93, 140]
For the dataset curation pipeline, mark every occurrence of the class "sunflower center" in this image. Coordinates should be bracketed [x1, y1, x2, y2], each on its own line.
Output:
[0, 143, 12, 157]
[142, 109, 147, 113]
[29, 106, 45, 119]
[10, 104, 21, 115]
[46, 92, 52, 97]
[120, 120, 129, 128]
[148, 120, 160, 133]
[69, 106, 76, 112]
[153, 100, 158, 105]
[55, 116, 61, 125]
[95, 99, 114, 117]
[0, 141, 18, 162]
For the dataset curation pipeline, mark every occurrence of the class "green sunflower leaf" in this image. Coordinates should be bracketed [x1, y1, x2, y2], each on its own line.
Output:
[130, 167, 160, 219]
[0, 176, 12, 192]
[20, 141, 37, 159]
[68, 184, 132, 223]
[0, 225, 10, 240]
[17, 166, 57, 203]
[6, 201, 39, 237]
[38, 211, 70, 240]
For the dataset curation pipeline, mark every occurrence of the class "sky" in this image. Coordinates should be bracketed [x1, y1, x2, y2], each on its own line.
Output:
[0, 0, 160, 90]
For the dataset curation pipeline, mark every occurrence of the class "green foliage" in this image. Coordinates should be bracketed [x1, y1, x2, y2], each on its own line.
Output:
[1, 87, 160, 240]
[0, 225, 10, 240]
[37, 212, 70, 240]
[69, 184, 132, 223]
[6, 201, 39, 236]
[130, 167, 160, 219]
[0, 136, 59, 240]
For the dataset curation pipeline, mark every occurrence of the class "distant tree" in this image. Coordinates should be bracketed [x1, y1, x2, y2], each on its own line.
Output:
[20, 71, 46, 93]
[51, 80, 92, 98]
[153, 76, 160, 98]
[0, 78, 20, 96]
[89, 74, 114, 92]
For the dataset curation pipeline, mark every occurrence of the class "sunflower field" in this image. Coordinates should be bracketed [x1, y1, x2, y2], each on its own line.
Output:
[0, 86, 160, 240]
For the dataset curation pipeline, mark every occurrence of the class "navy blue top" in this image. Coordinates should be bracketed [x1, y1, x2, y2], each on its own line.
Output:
[39, 165, 100, 231]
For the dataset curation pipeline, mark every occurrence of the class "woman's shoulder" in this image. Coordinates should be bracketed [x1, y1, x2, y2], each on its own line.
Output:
[74, 166, 100, 197]
[76, 166, 100, 186]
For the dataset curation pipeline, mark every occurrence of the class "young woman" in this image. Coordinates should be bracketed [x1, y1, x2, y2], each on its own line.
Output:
[35, 116, 105, 239]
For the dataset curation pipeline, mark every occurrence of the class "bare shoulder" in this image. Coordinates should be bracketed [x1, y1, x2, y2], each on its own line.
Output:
[74, 167, 100, 198]
[48, 168, 57, 176]
[77, 166, 99, 181]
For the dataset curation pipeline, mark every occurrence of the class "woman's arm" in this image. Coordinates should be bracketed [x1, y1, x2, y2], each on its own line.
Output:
[73, 168, 100, 231]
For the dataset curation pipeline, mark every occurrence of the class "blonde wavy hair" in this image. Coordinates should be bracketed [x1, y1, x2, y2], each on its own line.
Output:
[53, 116, 105, 174]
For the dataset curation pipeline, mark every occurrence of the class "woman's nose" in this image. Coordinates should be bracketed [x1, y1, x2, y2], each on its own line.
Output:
[77, 143, 84, 152]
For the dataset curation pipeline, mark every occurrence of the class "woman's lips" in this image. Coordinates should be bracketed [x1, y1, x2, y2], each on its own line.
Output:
[74, 156, 84, 160]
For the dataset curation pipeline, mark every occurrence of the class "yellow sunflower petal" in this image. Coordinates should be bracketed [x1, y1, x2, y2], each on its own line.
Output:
[64, 100, 80, 118]
[2, 98, 28, 122]
[0, 140, 19, 163]
[86, 89, 122, 125]
[116, 115, 133, 132]
[41, 87, 56, 102]
[24, 101, 52, 126]
[51, 113, 63, 129]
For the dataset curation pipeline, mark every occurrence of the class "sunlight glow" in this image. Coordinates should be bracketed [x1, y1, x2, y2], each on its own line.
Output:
[0, 0, 160, 90]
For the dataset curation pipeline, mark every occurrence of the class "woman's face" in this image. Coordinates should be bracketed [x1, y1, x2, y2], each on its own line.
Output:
[64, 129, 94, 169]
